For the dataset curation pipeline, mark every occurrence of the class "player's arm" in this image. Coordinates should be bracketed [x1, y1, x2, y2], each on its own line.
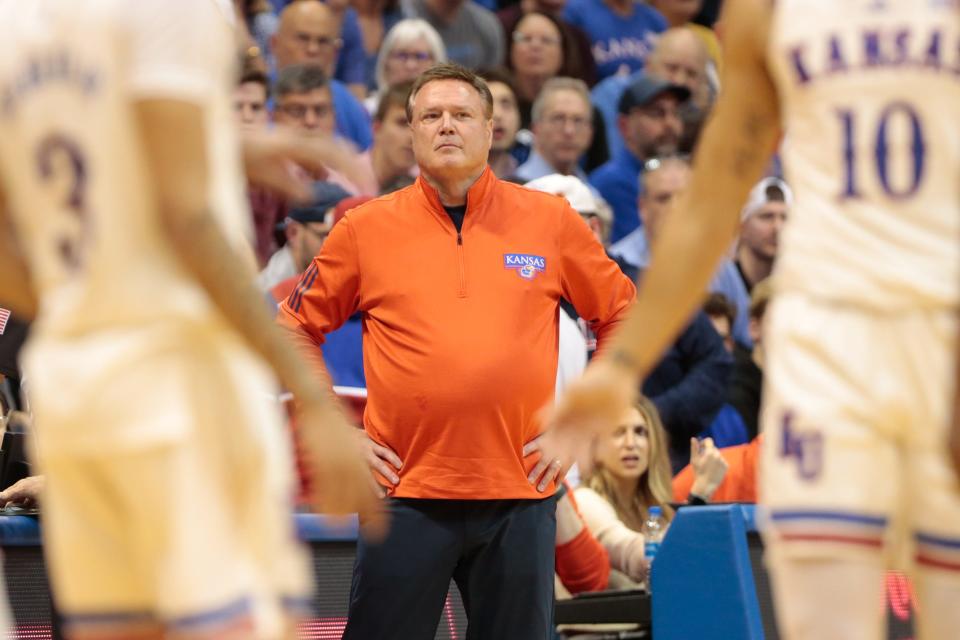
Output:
[0, 192, 38, 318]
[599, 0, 781, 379]
[134, 99, 384, 534]
[951, 329, 960, 477]
[540, 0, 781, 447]
[241, 126, 378, 202]
[134, 101, 317, 402]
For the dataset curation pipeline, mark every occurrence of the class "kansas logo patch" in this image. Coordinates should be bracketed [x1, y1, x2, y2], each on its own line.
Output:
[504, 253, 546, 280]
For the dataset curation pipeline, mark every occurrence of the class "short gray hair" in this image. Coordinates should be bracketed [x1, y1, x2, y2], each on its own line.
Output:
[375, 19, 447, 92]
[530, 77, 591, 124]
[274, 64, 329, 99]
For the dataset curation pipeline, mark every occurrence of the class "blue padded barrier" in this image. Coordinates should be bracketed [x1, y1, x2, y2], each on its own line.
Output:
[652, 504, 765, 640]
[0, 513, 361, 546]
[0, 515, 40, 547]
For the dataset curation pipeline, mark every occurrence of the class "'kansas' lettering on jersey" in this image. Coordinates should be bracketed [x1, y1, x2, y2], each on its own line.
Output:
[786, 27, 960, 87]
[767, 0, 960, 311]
[0, 52, 99, 118]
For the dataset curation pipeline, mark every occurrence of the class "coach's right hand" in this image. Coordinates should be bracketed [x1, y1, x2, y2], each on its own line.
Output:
[356, 431, 403, 498]
[298, 401, 388, 541]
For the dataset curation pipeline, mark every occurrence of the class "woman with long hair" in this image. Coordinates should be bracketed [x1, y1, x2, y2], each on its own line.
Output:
[505, 11, 573, 128]
[575, 396, 727, 584]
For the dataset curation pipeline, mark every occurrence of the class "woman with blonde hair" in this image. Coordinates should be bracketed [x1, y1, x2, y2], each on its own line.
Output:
[575, 396, 728, 584]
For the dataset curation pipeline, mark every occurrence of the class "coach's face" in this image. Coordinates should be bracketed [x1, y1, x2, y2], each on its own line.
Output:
[410, 80, 493, 181]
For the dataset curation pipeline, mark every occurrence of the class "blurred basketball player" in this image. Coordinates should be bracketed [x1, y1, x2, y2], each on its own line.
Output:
[0, 1, 382, 638]
[545, 1, 960, 638]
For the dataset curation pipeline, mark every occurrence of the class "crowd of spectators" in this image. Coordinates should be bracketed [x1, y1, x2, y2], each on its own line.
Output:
[0, 0, 794, 632]
[232, 0, 783, 614]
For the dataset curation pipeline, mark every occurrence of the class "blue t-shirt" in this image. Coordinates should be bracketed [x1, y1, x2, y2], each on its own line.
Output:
[590, 70, 639, 163]
[328, 79, 374, 151]
[335, 9, 367, 88]
[321, 315, 366, 388]
[563, 0, 667, 80]
[588, 148, 644, 243]
[710, 260, 753, 349]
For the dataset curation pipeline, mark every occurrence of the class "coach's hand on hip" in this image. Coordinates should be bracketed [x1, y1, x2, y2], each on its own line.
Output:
[523, 434, 571, 493]
[357, 430, 403, 498]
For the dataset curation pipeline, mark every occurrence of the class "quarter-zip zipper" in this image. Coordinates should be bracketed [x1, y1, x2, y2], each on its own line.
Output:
[456, 231, 466, 298]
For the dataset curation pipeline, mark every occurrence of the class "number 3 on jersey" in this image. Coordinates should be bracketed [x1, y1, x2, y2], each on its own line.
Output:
[837, 101, 926, 200]
[35, 133, 90, 271]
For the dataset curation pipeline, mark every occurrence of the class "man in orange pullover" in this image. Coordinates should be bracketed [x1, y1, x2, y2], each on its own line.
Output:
[278, 63, 635, 639]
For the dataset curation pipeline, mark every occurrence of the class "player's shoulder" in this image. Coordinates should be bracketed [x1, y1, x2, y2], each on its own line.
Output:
[117, 0, 232, 34]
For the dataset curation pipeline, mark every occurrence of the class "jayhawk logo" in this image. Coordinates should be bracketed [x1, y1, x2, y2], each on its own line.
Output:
[504, 253, 546, 280]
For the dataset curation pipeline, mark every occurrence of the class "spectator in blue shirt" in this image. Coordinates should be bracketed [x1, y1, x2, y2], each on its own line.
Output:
[594, 27, 711, 163]
[272, 0, 374, 150]
[563, 0, 667, 81]
[710, 177, 792, 350]
[352, 0, 405, 93]
[332, 5, 371, 98]
[589, 75, 687, 244]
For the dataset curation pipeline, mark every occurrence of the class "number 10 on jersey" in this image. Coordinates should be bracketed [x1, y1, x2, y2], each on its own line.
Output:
[837, 102, 926, 201]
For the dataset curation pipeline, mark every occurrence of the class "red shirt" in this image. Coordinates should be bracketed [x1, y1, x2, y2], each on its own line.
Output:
[672, 436, 763, 504]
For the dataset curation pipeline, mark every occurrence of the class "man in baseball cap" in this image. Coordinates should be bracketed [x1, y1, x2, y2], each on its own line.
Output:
[589, 74, 691, 249]
[711, 176, 792, 349]
[258, 181, 352, 292]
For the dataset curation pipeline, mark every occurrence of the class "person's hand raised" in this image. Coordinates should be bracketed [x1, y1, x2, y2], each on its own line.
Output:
[688, 437, 729, 502]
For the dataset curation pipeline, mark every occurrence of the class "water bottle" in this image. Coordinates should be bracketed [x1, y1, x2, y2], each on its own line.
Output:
[642, 505, 667, 564]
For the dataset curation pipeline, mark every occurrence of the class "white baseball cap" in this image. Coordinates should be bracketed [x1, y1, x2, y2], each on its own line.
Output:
[741, 176, 793, 221]
[524, 174, 597, 215]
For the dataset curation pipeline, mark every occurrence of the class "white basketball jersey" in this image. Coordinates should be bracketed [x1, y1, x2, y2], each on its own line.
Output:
[767, 0, 960, 311]
[0, 0, 251, 340]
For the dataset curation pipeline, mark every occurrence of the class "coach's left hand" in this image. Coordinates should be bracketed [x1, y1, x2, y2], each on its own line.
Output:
[523, 435, 572, 493]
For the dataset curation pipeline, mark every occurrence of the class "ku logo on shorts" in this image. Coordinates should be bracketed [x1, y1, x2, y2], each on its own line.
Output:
[504, 253, 546, 280]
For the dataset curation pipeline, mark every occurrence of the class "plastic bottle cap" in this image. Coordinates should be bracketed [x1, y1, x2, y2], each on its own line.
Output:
[649, 506, 661, 518]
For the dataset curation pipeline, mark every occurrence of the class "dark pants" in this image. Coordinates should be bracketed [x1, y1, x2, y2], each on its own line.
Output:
[342, 497, 557, 640]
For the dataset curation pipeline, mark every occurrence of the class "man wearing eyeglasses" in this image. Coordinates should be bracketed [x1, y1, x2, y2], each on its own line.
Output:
[274, 65, 338, 134]
[514, 77, 595, 184]
[589, 74, 688, 244]
[271, 0, 373, 150]
[272, 64, 377, 195]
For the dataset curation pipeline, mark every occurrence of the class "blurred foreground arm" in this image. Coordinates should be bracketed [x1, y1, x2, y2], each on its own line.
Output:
[546, 0, 782, 438]
[241, 127, 378, 202]
[136, 99, 384, 537]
